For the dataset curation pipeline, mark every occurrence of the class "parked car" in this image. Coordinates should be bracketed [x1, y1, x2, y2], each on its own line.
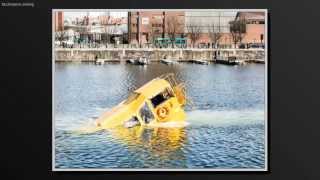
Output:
[54, 41, 61, 46]
[248, 43, 264, 49]
[198, 43, 208, 48]
[239, 43, 246, 49]
[62, 40, 74, 48]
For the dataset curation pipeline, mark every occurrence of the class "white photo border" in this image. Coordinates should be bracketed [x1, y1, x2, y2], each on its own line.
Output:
[52, 9, 268, 172]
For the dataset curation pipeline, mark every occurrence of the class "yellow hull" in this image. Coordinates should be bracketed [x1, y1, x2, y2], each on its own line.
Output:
[95, 74, 187, 129]
[108, 126, 187, 155]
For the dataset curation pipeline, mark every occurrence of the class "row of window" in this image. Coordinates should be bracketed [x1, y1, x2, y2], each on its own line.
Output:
[131, 24, 171, 27]
[152, 24, 162, 27]
[247, 20, 265, 24]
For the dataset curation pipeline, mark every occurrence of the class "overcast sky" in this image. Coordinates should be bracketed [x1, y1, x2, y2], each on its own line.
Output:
[64, 11, 128, 20]
[63, 10, 237, 21]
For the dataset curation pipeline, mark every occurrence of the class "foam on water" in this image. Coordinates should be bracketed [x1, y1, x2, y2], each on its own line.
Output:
[68, 108, 264, 134]
[148, 121, 190, 128]
[186, 109, 264, 127]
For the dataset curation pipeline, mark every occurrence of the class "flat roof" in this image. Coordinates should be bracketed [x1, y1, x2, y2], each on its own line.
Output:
[135, 78, 170, 98]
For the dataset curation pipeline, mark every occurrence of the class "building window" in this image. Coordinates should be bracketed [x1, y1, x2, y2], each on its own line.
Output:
[152, 24, 162, 28]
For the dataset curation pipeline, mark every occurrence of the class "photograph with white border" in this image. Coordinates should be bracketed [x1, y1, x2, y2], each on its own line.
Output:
[52, 9, 268, 171]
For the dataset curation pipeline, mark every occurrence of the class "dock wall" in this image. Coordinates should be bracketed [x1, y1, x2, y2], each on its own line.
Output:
[54, 48, 265, 62]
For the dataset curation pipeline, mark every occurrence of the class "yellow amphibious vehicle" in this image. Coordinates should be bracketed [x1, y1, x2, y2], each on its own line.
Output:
[95, 73, 187, 129]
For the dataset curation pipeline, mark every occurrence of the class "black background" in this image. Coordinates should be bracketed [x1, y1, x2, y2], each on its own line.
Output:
[1, 0, 320, 179]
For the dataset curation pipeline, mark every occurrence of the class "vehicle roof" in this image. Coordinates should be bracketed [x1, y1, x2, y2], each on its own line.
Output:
[134, 78, 171, 98]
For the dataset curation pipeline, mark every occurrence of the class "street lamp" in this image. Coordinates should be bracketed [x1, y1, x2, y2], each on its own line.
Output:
[225, 37, 227, 49]
[136, 13, 141, 48]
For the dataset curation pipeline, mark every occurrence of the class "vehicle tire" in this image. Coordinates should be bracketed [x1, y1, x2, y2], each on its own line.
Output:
[157, 106, 169, 119]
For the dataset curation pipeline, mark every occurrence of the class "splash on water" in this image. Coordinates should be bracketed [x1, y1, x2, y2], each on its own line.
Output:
[68, 108, 264, 134]
[148, 121, 190, 128]
[186, 109, 264, 127]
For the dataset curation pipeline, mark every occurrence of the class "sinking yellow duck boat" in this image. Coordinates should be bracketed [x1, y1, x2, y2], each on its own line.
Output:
[95, 73, 187, 129]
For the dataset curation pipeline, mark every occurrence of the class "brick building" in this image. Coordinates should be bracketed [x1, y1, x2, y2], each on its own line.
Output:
[128, 11, 185, 44]
[235, 12, 265, 44]
[57, 11, 265, 47]
[128, 11, 238, 47]
[54, 11, 64, 31]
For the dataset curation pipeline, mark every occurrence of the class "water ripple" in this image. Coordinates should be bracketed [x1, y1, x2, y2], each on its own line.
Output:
[54, 63, 265, 169]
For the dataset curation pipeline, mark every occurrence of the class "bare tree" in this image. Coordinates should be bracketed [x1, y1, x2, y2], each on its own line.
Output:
[208, 23, 222, 49]
[186, 20, 201, 48]
[148, 25, 159, 48]
[229, 17, 246, 48]
[166, 16, 182, 48]
[77, 26, 89, 48]
[105, 25, 116, 47]
[102, 23, 109, 47]
[55, 31, 67, 47]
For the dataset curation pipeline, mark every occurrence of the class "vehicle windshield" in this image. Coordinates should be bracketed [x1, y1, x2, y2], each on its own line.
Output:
[150, 88, 174, 108]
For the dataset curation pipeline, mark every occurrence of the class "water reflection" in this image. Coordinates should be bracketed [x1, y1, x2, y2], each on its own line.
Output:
[108, 126, 187, 161]
[55, 63, 265, 168]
